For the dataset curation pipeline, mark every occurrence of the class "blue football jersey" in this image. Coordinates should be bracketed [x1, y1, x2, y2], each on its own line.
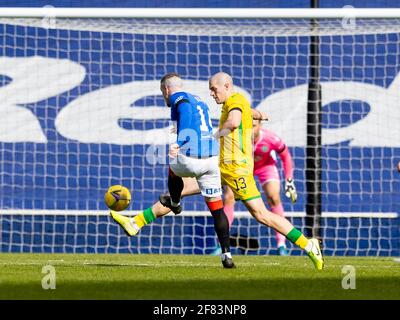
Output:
[169, 91, 218, 158]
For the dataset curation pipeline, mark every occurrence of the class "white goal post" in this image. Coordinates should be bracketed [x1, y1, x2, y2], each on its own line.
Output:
[0, 8, 399, 256]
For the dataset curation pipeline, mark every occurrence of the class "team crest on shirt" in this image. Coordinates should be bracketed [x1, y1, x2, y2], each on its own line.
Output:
[262, 146, 269, 153]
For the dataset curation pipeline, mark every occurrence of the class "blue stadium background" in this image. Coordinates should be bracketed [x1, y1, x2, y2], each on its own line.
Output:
[0, 0, 399, 255]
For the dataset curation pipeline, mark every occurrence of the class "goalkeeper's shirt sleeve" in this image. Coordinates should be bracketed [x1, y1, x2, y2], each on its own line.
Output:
[267, 129, 294, 180]
[278, 145, 294, 180]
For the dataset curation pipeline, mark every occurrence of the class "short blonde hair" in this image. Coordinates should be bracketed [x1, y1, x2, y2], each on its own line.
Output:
[160, 73, 182, 88]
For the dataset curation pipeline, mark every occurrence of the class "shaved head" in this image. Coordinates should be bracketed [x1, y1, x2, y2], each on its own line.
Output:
[209, 72, 234, 104]
[210, 72, 233, 86]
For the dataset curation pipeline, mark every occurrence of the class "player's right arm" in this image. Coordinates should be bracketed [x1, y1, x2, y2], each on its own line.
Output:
[214, 109, 242, 138]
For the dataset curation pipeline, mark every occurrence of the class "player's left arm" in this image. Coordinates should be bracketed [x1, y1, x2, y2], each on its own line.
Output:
[169, 101, 193, 158]
[214, 108, 242, 138]
[176, 101, 193, 146]
[276, 142, 297, 203]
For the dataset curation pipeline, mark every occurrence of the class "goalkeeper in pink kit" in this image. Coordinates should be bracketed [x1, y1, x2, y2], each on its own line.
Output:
[220, 118, 298, 256]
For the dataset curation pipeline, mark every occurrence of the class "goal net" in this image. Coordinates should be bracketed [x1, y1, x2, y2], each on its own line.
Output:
[0, 9, 399, 256]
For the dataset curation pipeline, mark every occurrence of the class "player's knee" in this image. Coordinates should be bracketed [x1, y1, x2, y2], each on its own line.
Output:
[223, 188, 235, 206]
[268, 195, 281, 207]
[168, 167, 177, 178]
[224, 195, 235, 206]
[253, 209, 273, 227]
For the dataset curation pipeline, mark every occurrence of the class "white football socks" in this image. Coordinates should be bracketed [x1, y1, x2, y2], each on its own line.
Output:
[221, 252, 232, 260]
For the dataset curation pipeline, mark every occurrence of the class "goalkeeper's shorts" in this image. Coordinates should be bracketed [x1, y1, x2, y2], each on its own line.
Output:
[254, 164, 280, 187]
[220, 162, 261, 202]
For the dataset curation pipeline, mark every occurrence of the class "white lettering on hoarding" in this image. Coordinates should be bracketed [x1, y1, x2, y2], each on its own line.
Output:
[0, 56, 399, 147]
[0, 56, 85, 142]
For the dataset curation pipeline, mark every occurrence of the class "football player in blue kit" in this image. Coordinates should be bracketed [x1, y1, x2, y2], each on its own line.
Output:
[110, 73, 234, 268]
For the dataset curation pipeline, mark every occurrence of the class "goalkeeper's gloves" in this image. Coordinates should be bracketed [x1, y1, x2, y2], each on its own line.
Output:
[284, 178, 297, 203]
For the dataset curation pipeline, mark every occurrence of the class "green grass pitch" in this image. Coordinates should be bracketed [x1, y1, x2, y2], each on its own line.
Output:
[0, 253, 399, 300]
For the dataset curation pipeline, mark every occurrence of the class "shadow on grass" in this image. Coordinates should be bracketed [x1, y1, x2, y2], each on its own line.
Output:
[1, 277, 399, 300]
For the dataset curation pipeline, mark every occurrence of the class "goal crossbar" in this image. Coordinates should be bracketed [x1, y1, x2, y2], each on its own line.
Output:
[2, 7, 400, 19]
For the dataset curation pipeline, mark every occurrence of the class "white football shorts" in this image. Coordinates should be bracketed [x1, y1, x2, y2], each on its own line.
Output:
[169, 154, 222, 197]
